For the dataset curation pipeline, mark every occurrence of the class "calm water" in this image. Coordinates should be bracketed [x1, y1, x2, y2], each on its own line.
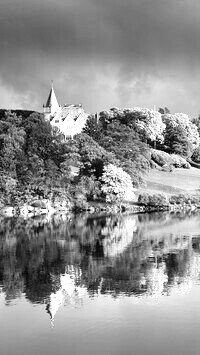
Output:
[1, 211, 200, 355]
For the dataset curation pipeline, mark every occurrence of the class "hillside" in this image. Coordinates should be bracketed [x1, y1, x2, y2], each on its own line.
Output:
[142, 167, 200, 195]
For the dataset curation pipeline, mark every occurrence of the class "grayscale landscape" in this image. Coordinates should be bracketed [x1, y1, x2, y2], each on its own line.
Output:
[1, 1, 200, 355]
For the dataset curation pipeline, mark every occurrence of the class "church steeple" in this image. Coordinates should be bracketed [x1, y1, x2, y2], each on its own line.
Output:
[43, 81, 60, 119]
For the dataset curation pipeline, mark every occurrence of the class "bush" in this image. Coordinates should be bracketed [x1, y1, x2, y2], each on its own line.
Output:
[101, 164, 136, 203]
[191, 146, 200, 163]
[148, 194, 169, 207]
[162, 164, 173, 172]
[138, 193, 150, 205]
[138, 193, 169, 207]
[170, 154, 190, 168]
[151, 150, 169, 166]
[73, 193, 88, 210]
[151, 149, 190, 169]
[169, 194, 200, 205]
[30, 200, 47, 208]
[169, 194, 186, 204]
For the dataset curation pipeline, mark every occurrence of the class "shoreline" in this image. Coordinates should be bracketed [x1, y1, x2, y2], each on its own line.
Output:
[0, 201, 198, 218]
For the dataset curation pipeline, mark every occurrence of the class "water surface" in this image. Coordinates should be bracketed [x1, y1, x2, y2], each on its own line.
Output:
[1, 211, 200, 355]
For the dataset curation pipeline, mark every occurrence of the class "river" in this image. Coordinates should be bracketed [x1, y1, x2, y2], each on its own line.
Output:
[1, 211, 200, 355]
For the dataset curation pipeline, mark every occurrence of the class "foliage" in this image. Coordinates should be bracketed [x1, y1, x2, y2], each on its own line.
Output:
[101, 164, 136, 203]
[191, 116, 200, 137]
[0, 106, 200, 209]
[0, 111, 72, 205]
[83, 114, 104, 142]
[158, 107, 170, 114]
[169, 194, 200, 205]
[98, 107, 165, 143]
[162, 113, 200, 156]
[85, 119, 151, 186]
[67, 133, 117, 178]
[191, 146, 200, 163]
[151, 149, 190, 169]
[138, 193, 169, 207]
[70, 175, 102, 204]
[170, 154, 190, 168]
[0, 113, 26, 178]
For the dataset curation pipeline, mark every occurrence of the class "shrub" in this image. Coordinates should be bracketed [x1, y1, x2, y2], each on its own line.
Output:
[191, 146, 200, 163]
[170, 154, 190, 168]
[151, 149, 169, 166]
[101, 164, 136, 203]
[73, 193, 88, 210]
[169, 194, 200, 205]
[151, 149, 190, 169]
[30, 200, 47, 208]
[162, 164, 173, 172]
[138, 193, 150, 205]
[169, 194, 186, 204]
[138, 193, 169, 207]
[148, 194, 169, 207]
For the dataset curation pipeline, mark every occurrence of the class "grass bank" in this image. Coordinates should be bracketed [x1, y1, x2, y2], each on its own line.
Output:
[141, 167, 200, 196]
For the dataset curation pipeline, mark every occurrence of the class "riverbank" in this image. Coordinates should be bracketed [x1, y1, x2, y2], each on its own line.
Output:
[0, 199, 199, 218]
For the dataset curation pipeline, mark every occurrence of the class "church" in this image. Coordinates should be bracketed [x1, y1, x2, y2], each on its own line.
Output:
[43, 83, 89, 138]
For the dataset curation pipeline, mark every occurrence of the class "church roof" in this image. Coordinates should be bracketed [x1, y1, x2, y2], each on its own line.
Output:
[54, 105, 88, 123]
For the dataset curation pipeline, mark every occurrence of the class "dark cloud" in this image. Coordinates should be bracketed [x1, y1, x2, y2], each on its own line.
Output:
[1, 0, 200, 115]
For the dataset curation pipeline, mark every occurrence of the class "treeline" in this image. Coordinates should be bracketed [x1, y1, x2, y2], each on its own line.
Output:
[1, 107, 200, 208]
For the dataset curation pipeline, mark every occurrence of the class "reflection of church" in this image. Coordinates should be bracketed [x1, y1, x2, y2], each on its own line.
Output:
[43, 83, 89, 139]
[46, 266, 88, 325]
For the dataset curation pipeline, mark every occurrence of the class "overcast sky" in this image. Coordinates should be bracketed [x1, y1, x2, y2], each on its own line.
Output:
[1, 0, 200, 116]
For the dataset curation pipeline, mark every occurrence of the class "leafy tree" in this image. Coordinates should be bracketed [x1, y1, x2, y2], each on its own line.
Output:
[0, 112, 26, 178]
[163, 113, 200, 155]
[191, 115, 200, 137]
[101, 164, 136, 204]
[95, 122, 150, 186]
[70, 133, 117, 178]
[98, 107, 165, 144]
[164, 124, 192, 157]
[83, 114, 104, 142]
[158, 107, 170, 114]
[191, 146, 200, 163]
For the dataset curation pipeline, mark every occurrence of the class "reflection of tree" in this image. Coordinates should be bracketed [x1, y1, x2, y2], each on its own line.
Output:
[0, 211, 200, 311]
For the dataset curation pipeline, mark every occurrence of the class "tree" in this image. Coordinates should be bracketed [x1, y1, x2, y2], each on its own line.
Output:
[101, 164, 136, 204]
[164, 124, 192, 157]
[163, 113, 200, 155]
[0, 112, 26, 178]
[98, 107, 165, 145]
[191, 146, 200, 163]
[83, 114, 104, 142]
[94, 121, 150, 186]
[158, 107, 170, 114]
[191, 115, 200, 137]
[70, 133, 117, 178]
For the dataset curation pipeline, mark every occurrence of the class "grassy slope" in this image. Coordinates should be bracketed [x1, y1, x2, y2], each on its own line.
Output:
[140, 167, 200, 195]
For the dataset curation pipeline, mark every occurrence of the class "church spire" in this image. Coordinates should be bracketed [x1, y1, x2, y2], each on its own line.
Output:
[45, 81, 59, 110]
[43, 81, 60, 121]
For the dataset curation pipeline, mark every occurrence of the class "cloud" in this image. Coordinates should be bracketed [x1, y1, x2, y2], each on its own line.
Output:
[0, 78, 36, 109]
[1, 0, 200, 115]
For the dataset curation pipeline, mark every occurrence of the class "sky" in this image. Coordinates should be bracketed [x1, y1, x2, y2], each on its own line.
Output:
[1, 0, 200, 116]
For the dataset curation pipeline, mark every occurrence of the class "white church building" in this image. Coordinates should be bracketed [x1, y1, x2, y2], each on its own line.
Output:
[43, 83, 89, 138]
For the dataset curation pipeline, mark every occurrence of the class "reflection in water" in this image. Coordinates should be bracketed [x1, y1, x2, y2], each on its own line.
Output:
[46, 266, 88, 325]
[1, 211, 200, 323]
